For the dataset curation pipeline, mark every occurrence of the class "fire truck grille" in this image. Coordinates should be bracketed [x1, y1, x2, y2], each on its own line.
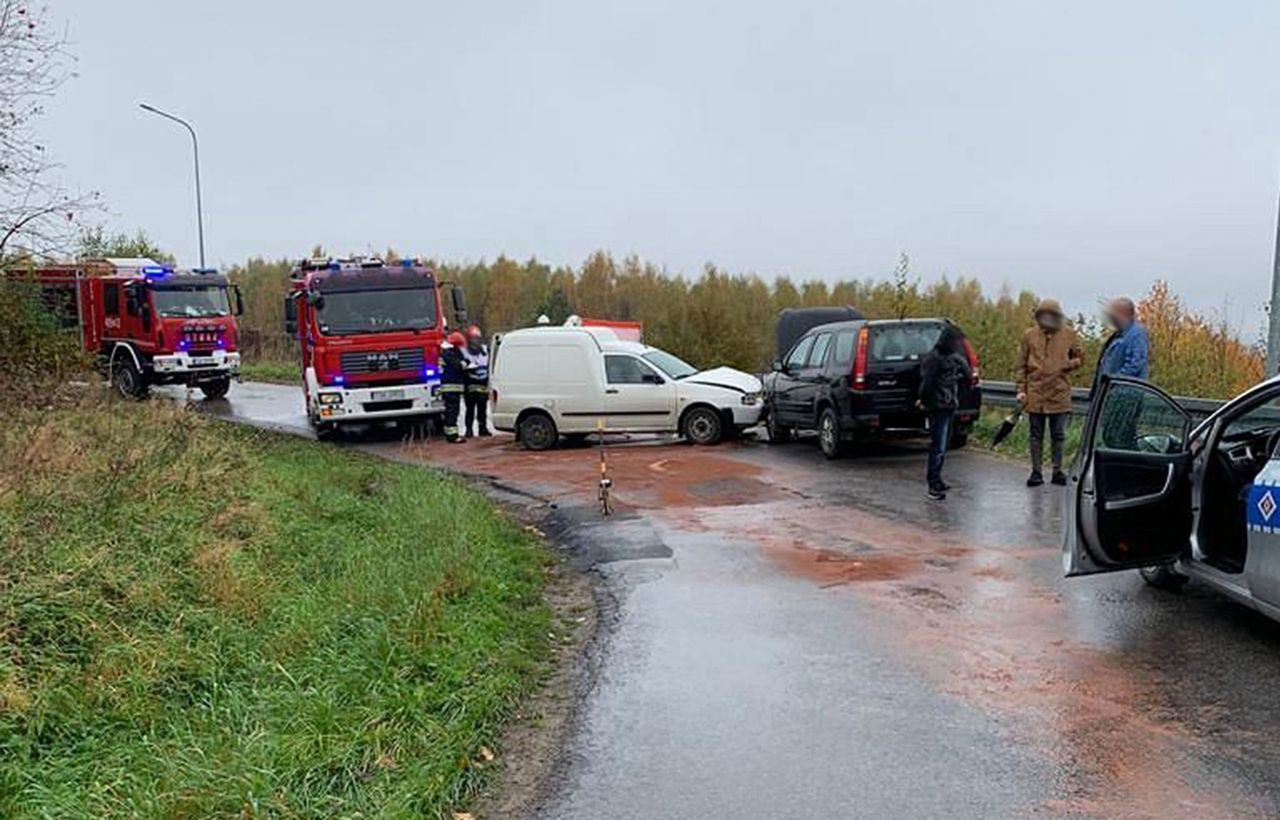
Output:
[340, 347, 424, 375]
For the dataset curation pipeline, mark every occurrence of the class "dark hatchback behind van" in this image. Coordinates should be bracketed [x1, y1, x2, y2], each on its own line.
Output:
[762, 318, 982, 458]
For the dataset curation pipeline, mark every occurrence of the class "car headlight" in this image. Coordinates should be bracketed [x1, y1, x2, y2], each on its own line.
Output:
[319, 393, 344, 405]
[741, 392, 761, 406]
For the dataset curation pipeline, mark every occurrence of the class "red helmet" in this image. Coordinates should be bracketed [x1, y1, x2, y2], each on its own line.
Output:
[467, 324, 483, 338]
[447, 331, 466, 347]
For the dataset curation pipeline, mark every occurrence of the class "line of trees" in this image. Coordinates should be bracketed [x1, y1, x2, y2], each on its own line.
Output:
[225, 249, 1263, 399]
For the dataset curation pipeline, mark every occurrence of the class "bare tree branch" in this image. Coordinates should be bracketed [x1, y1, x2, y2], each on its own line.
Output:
[0, 2, 99, 260]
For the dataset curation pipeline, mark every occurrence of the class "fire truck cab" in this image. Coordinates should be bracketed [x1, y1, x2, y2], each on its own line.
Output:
[24, 257, 243, 399]
[284, 257, 466, 435]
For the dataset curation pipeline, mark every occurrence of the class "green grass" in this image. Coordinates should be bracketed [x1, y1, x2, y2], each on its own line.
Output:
[239, 359, 299, 385]
[0, 398, 552, 818]
[969, 405, 1085, 467]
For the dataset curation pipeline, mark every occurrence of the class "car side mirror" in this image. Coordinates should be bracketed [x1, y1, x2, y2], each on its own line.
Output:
[642, 373, 664, 385]
[233, 284, 245, 316]
[140, 304, 152, 331]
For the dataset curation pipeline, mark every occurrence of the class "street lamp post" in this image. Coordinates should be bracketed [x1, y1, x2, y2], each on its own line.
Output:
[139, 103, 205, 269]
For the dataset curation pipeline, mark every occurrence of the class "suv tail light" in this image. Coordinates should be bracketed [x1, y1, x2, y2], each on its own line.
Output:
[962, 337, 981, 385]
[851, 326, 870, 390]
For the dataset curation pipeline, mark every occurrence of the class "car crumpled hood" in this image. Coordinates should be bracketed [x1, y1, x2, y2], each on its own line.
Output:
[682, 366, 762, 394]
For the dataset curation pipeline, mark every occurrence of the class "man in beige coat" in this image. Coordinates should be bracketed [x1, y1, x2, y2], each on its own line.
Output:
[1016, 299, 1084, 486]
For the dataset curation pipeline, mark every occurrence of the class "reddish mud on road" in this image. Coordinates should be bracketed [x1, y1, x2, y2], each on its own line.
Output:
[197, 383, 1280, 818]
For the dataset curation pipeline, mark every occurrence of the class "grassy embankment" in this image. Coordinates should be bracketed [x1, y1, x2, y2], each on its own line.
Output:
[0, 396, 554, 818]
[239, 359, 298, 385]
[970, 406, 1085, 466]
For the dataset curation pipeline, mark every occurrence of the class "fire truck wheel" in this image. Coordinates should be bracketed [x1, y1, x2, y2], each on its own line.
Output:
[199, 377, 231, 399]
[113, 359, 148, 400]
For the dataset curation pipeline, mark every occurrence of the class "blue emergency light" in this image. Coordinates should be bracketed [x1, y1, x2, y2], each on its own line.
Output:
[141, 265, 173, 278]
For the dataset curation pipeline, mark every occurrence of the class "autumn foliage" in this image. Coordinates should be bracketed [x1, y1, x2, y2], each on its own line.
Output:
[229, 250, 1263, 401]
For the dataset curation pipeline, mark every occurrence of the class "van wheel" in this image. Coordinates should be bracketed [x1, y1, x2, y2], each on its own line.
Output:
[1139, 563, 1189, 591]
[113, 359, 148, 400]
[199, 377, 231, 399]
[766, 406, 793, 444]
[818, 407, 846, 459]
[518, 412, 559, 451]
[682, 406, 723, 445]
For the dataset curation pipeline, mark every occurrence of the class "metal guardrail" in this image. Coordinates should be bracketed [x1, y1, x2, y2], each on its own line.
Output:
[982, 380, 1228, 419]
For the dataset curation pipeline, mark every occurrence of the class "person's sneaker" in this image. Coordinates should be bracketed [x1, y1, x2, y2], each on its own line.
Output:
[927, 487, 947, 501]
[1027, 471, 1044, 487]
[1051, 470, 1068, 486]
[479, 430, 493, 437]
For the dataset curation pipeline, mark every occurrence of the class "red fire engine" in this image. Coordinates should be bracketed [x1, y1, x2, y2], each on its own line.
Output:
[21, 257, 244, 398]
[283, 257, 467, 435]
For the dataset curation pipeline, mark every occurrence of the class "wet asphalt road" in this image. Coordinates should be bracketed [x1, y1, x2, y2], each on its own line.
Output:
[186, 383, 1280, 819]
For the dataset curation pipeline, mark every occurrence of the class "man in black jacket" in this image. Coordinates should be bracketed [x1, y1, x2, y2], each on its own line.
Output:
[918, 325, 972, 500]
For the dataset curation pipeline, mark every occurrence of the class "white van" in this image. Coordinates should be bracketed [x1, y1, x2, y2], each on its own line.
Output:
[490, 326, 763, 450]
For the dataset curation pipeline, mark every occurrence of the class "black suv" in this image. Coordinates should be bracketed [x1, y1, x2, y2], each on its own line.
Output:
[763, 318, 982, 458]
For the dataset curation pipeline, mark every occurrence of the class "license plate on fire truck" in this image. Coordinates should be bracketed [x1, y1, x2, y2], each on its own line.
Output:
[370, 389, 405, 402]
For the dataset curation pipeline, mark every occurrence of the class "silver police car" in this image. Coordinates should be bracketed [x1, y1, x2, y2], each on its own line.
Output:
[1064, 375, 1280, 619]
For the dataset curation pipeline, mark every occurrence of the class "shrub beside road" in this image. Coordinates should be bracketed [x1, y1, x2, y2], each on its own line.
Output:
[0, 397, 554, 818]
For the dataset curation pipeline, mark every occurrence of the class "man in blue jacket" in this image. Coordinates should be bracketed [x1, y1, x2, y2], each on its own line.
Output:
[1092, 296, 1149, 393]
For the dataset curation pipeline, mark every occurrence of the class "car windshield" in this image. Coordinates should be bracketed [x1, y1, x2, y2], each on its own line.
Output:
[642, 348, 698, 380]
[316, 288, 437, 335]
[151, 286, 231, 318]
[871, 324, 943, 362]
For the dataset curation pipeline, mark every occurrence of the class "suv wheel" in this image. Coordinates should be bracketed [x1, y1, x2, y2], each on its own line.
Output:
[949, 430, 969, 449]
[766, 405, 793, 444]
[683, 406, 724, 445]
[818, 407, 846, 459]
[518, 412, 559, 451]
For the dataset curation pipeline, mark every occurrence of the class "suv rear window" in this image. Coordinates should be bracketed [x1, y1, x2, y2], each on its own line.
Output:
[871, 324, 942, 363]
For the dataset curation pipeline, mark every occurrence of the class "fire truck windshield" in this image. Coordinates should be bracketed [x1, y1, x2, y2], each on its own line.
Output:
[316, 288, 437, 335]
[152, 286, 231, 318]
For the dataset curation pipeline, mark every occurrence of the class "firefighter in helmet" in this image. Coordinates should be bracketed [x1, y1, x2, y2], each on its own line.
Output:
[462, 324, 491, 438]
[440, 330, 468, 443]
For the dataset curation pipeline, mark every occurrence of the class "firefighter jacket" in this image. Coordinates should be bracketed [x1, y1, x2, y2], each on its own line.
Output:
[463, 344, 489, 391]
[439, 345, 467, 393]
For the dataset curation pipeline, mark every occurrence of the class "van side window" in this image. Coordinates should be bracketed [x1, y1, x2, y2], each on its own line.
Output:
[606, 355, 658, 384]
[833, 330, 856, 368]
[807, 333, 832, 369]
[785, 336, 814, 370]
[103, 284, 119, 316]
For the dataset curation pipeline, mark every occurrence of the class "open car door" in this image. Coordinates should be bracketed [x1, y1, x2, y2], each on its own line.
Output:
[1064, 376, 1194, 577]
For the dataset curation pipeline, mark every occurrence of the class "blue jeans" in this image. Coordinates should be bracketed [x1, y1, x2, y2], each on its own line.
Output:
[926, 409, 954, 490]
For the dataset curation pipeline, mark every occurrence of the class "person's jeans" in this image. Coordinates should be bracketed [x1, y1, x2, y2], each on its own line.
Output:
[926, 409, 954, 490]
[1028, 412, 1069, 474]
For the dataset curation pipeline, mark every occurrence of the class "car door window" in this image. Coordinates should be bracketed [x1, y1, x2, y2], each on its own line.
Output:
[606, 355, 659, 384]
[807, 334, 832, 370]
[1094, 381, 1189, 454]
[785, 336, 814, 371]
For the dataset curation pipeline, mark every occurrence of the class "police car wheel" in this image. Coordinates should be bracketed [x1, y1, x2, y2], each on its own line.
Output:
[1139, 563, 1189, 591]
[518, 412, 558, 451]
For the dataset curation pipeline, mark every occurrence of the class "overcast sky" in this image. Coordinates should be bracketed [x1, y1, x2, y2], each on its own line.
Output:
[47, 0, 1280, 329]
